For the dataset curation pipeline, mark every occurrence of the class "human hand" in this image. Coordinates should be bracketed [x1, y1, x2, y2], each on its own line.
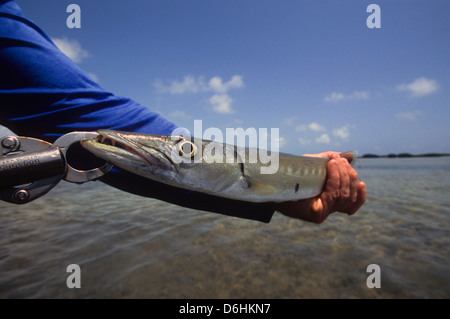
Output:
[275, 151, 366, 223]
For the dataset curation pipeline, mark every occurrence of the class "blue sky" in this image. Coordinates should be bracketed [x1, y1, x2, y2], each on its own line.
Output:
[14, 0, 450, 155]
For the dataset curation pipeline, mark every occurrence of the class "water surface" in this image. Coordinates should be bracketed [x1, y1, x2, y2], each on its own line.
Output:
[1, 157, 449, 298]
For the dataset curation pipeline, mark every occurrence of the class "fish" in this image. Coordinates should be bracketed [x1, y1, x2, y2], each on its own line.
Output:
[80, 130, 353, 203]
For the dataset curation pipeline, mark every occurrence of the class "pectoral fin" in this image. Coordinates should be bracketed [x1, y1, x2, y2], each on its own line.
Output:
[244, 177, 276, 196]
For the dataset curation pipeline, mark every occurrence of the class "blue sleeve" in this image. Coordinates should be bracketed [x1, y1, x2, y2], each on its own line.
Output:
[0, 0, 178, 140]
[0, 0, 275, 223]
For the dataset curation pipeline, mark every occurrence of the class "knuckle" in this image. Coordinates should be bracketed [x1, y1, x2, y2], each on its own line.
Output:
[349, 169, 358, 180]
[333, 189, 340, 199]
[340, 190, 350, 200]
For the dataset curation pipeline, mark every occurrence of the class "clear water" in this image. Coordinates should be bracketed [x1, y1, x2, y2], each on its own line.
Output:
[0, 157, 449, 298]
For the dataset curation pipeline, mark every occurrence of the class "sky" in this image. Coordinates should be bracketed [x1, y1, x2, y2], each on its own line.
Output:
[11, 0, 450, 155]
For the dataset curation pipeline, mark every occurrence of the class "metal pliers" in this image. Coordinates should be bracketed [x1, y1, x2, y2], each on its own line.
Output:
[0, 132, 112, 204]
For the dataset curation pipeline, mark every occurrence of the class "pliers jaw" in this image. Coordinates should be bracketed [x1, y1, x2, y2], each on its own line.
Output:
[0, 131, 112, 204]
[51, 132, 113, 184]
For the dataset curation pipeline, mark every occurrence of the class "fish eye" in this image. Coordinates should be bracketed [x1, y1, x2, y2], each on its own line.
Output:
[178, 140, 197, 158]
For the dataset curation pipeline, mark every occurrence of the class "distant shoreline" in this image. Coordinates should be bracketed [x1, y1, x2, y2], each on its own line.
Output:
[360, 153, 450, 158]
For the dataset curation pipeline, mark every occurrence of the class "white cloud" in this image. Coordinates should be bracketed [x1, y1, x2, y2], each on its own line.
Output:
[155, 75, 244, 114]
[155, 75, 244, 95]
[315, 134, 330, 144]
[209, 75, 244, 93]
[324, 92, 346, 103]
[52, 37, 90, 63]
[274, 136, 287, 149]
[324, 91, 369, 103]
[308, 122, 327, 132]
[295, 122, 352, 145]
[348, 91, 369, 100]
[333, 125, 350, 139]
[295, 122, 326, 132]
[209, 94, 234, 114]
[396, 77, 439, 97]
[87, 72, 99, 83]
[154, 75, 205, 94]
[168, 110, 192, 119]
[395, 110, 422, 121]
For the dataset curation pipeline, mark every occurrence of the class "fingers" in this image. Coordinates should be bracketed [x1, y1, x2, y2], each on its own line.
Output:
[303, 151, 340, 159]
[335, 158, 365, 215]
[348, 163, 359, 202]
[277, 152, 366, 224]
[339, 151, 354, 164]
[319, 157, 340, 213]
[344, 181, 367, 216]
[321, 155, 364, 216]
[339, 157, 359, 202]
[337, 157, 351, 200]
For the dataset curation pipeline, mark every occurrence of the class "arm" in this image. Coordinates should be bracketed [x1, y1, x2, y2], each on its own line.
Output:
[0, 1, 275, 222]
[0, 1, 178, 139]
[0, 1, 365, 223]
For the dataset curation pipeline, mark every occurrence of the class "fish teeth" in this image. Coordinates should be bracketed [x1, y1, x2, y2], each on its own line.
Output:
[99, 136, 117, 147]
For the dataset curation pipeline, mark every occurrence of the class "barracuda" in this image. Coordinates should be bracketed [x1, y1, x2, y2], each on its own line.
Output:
[80, 130, 352, 203]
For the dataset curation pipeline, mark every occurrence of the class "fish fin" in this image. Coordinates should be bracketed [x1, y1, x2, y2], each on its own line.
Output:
[246, 178, 276, 196]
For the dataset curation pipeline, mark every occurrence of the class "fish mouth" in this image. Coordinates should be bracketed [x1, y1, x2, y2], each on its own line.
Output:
[80, 130, 176, 171]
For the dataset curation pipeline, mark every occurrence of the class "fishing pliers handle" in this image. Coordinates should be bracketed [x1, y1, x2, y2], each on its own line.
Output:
[0, 132, 112, 204]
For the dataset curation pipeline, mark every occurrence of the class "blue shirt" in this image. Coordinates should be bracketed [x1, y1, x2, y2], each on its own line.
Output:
[0, 0, 274, 222]
[0, 0, 177, 140]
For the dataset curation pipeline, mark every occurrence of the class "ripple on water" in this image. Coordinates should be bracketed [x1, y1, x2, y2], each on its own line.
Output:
[1, 157, 449, 298]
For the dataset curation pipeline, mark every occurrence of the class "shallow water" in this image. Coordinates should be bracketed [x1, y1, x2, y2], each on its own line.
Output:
[0, 157, 449, 298]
